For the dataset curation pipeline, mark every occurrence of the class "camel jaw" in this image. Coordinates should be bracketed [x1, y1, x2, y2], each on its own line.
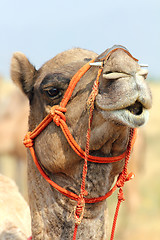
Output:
[97, 101, 149, 128]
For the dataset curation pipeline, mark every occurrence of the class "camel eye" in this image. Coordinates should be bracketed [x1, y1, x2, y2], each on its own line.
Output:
[45, 87, 62, 99]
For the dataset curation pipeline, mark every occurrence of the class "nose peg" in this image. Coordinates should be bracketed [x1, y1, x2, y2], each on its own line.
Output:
[139, 64, 149, 68]
[89, 62, 103, 67]
[137, 66, 148, 79]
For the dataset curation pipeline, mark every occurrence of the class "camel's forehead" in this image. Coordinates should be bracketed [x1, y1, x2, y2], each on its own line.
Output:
[36, 48, 97, 85]
[42, 47, 139, 71]
[40, 48, 98, 72]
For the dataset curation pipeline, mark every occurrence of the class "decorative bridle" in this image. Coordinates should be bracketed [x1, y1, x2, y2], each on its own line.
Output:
[24, 45, 138, 240]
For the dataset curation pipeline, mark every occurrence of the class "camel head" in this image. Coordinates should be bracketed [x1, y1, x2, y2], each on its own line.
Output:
[11, 46, 152, 173]
[10, 46, 152, 239]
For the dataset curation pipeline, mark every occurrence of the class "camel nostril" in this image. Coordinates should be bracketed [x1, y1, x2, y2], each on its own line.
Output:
[103, 72, 129, 80]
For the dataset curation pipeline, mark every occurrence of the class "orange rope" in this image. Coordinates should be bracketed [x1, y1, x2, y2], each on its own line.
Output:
[60, 59, 95, 108]
[73, 224, 78, 240]
[24, 114, 128, 164]
[60, 119, 127, 163]
[110, 128, 135, 240]
[24, 129, 136, 204]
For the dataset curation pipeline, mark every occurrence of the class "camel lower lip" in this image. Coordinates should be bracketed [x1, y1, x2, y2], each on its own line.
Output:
[100, 108, 149, 128]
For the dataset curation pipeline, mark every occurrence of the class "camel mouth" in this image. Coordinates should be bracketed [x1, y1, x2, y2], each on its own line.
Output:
[112, 105, 149, 127]
[126, 101, 143, 116]
[97, 100, 149, 128]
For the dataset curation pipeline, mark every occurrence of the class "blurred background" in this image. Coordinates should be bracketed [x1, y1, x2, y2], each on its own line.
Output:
[0, 0, 160, 239]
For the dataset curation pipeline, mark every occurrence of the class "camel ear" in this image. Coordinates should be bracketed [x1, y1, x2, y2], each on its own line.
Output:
[10, 52, 37, 98]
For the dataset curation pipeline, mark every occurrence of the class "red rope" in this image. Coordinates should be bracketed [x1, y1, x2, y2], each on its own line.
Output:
[110, 128, 135, 240]
[72, 71, 101, 239]
[24, 107, 129, 164]
[73, 224, 78, 240]
[110, 195, 122, 240]
[60, 59, 95, 108]
[59, 119, 127, 163]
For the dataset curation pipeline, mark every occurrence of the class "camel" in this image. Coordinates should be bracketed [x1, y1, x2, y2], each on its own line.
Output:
[0, 85, 29, 196]
[0, 174, 31, 239]
[11, 46, 152, 240]
[0, 88, 28, 160]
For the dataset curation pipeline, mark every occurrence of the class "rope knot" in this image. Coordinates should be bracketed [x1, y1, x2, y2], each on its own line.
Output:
[116, 172, 126, 188]
[50, 105, 67, 126]
[23, 132, 34, 148]
[87, 68, 102, 111]
[126, 172, 135, 182]
[118, 188, 125, 201]
[117, 171, 135, 188]
[74, 194, 85, 225]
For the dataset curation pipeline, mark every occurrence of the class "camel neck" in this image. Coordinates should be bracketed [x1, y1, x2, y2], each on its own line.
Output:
[27, 154, 120, 240]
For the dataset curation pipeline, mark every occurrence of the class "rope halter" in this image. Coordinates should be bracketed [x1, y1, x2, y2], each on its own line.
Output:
[24, 45, 138, 240]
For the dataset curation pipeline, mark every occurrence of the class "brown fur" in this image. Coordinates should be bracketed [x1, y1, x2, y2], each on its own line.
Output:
[10, 47, 152, 239]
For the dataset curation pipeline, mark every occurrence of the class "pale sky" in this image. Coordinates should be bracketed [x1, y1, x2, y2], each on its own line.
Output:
[0, 0, 160, 79]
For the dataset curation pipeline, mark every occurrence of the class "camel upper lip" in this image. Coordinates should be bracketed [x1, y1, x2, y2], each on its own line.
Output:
[96, 91, 152, 113]
[96, 96, 148, 113]
[102, 72, 130, 80]
[95, 97, 150, 128]
[96, 99, 150, 128]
